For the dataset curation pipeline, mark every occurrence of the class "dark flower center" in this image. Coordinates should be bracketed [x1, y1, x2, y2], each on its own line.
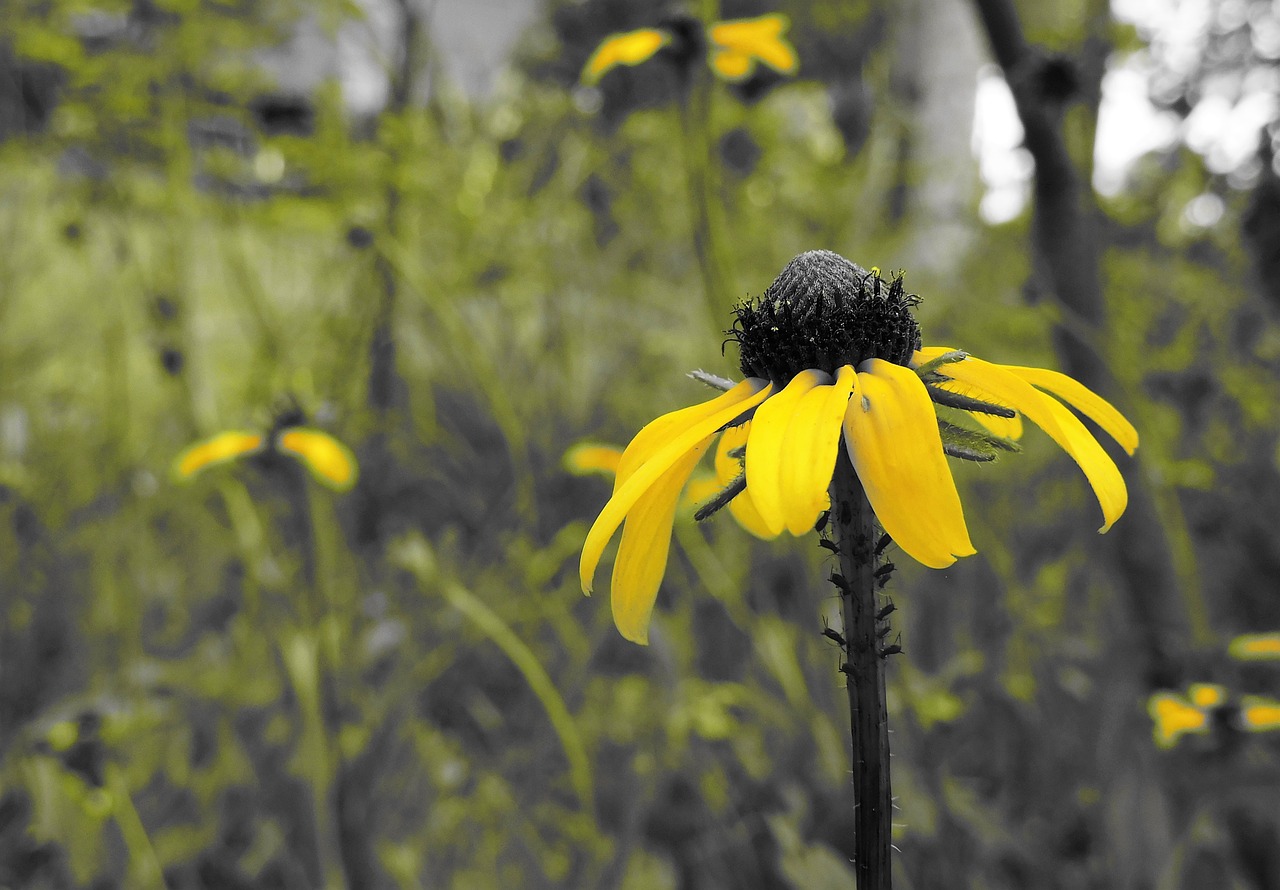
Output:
[729, 250, 922, 385]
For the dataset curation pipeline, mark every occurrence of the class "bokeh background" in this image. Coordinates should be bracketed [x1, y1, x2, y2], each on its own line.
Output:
[2, 0, 1279, 887]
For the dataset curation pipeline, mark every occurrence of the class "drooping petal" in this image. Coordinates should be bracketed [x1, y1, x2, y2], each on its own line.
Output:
[580, 381, 771, 596]
[276, 428, 359, 491]
[582, 29, 671, 84]
[712, 423, 777, 539]
[843, 359, 974, 568]
[611, 442, 711, 645]
[564, 443, 624, 477]
[1003, 365, 1138, 455]
[713, 422, 749, 482]
[779, 365, 856, 535]
[745, 370, 830, 536]
[934, 353, 1128, 532]
[917, 346, 1025, 440]
[682, 475, 723, 508]
[616, 378, 767, 491]
[173, 431, 266, 481]
[728, 486, 777, 540]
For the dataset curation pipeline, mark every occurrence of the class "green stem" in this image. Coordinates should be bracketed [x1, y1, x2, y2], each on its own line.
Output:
[104, 763, 168, 890]
[679, 69, 735, 323]
[830, 449, 893, 890]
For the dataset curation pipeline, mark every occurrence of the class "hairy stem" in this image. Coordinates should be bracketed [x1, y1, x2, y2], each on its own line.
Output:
[830, 448, 893, 889]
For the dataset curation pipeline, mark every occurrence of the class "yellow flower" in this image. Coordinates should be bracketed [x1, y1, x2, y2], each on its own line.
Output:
[579, 251, 1137, 644]
[174, 425, 358, 492]
[1147, 691, 1212, 749]
[581, 14, 798, 85]
[707, 14, 799, 81]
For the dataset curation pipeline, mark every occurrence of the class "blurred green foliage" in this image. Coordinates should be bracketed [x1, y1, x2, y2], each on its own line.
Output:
[1, 0, 1279, 888]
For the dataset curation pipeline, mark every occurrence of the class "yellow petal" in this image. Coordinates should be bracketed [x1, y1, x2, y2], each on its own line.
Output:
[727, 487, 779, 540]
[709, 14, 788, 43]
[970, 408, 1024, 440]
[843, 359, 974, 568]
[1228, 632, 1280, 661]
[925, 350, 1128, 532]
[745, 370, 830, 536]
[710, 423, 778, 539]
[917, 346, 1024, 440]
[682, 474, 722, 507]
[1147, 692, 1209, 748]
[582, 29, 670, 84]
[616, 379, 765, 492]
[709, 49, 754, 80]
[1239, 696, 1280, 732]
[276, 428, 359, 491]
[1187, 683, 1226, 709]
[611, 442, 709, 645]
[713, 422, 749, 482]
[173, 431, 265, 481]
[780, 365, 856, 535]
[1004, 365, 1138, 455]
[564, 443, 624, 477]
[580, 381, 771, 596]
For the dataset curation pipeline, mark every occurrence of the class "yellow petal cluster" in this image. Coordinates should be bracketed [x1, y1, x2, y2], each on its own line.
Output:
[580, 348, 1137, 644]
[173, 427, 358, 492]
[581, 14, 798, 86]
[707, 14, 799, 81]
[1147, 691, 1212, 749]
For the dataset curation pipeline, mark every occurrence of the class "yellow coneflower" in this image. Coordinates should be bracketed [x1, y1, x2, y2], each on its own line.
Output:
[582, 13, 798, 86]
[580, 250, 1137, 644]
[174, 424, 358, 492]
[1147, 691, 1212, 749]
[706, 14, 799, 81]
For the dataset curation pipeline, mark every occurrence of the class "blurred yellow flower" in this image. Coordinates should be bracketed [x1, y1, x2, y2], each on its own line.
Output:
[563, 443, 624, 477]
[707, 15, 799, 81]
[581, 14, 798, 86]
[1147, 691, 1212, 749]
[582, 28, 671, 85]
[174, 426, 358, 492]
[1148, 684, 1280, 747]
[580, 252, 1137, 644]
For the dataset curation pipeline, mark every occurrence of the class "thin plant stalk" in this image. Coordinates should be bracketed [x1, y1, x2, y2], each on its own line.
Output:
[830, 447, 893, 890]
[679, 76, 735, 323]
